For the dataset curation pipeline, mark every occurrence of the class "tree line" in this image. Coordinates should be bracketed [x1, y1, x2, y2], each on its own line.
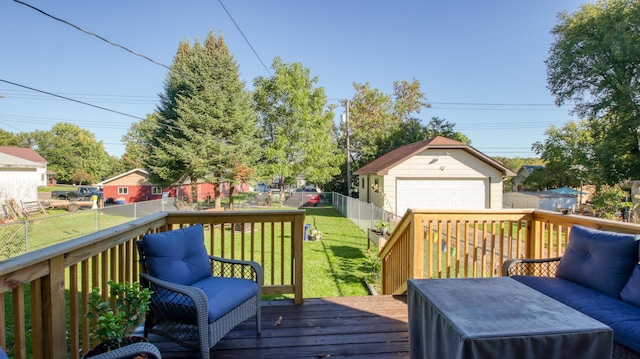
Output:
[0, 31, 470, 204]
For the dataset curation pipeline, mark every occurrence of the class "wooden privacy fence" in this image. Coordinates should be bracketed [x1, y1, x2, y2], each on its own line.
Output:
[380, 209, 640, 295]
[0, 210, 305, 359]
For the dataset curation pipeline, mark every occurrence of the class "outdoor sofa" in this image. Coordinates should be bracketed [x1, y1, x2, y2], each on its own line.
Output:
[503, 225, 640, 359]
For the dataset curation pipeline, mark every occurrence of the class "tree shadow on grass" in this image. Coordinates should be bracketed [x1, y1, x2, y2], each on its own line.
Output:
[323, 244, 369, 295]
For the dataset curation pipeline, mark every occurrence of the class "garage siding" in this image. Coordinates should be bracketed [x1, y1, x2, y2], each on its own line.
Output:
[396, 179, 487, 216]
[382, 149, 504, 215]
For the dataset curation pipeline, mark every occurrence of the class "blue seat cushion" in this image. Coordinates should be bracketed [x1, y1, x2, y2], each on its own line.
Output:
[140, 224, 211, 285]
[621, 265, 640, 307]
[513, 275, 640, 353]
[555, 225, 639, 298]
[191, 276, 258, 322]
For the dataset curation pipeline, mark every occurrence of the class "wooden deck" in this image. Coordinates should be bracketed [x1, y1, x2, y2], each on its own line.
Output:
[148, 295, 409, 358]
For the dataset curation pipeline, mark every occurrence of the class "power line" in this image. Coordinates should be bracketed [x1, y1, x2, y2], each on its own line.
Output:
[218, 0, 272, 76]
[12, 0, 171, 71]
[429, 101, 568, 107]
[0, 79, 145, 120]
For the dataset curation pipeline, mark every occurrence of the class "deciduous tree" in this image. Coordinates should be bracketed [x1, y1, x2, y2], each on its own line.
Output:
[30, 123, 113, 184]
[546, 0, 640, 181]
[0, 129, 27, 147]
[121, 113, 159, 171]
[253, 57, 342, 198]
[530, 120, 593, 190]
[422, 117, 470, 144]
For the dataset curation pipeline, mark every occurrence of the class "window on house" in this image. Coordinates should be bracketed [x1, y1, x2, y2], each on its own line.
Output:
[152, 187, 162, 195]
[361, 178, 365, 188]
[374, 179, 379, 186]
[118, 187, 128, 195]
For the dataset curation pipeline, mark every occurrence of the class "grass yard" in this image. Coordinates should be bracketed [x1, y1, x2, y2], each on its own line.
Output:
[300, 207, 373, 298]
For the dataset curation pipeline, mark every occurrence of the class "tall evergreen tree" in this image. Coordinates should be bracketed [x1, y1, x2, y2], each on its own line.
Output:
[253, 57, 342, 198]
[144, 31, 259, 206]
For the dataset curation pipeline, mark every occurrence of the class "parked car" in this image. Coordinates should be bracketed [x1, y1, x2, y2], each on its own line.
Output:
[255, 182, 269, 192]
[51, 186, 103, 200]
[286, 187, 321, 207]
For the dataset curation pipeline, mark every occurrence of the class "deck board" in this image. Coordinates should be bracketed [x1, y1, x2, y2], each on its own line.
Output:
[149, 295, 409, 358]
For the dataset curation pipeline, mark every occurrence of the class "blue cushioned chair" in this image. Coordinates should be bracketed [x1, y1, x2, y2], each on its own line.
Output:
[137, 224, 262, 359]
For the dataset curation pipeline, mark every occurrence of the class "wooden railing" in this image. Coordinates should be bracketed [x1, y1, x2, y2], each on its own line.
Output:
[380, 209, 640, 295]
[0, 210, 305, 359]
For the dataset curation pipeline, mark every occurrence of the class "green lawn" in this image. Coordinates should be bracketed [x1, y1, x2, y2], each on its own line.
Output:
[300, 207, 372, 297]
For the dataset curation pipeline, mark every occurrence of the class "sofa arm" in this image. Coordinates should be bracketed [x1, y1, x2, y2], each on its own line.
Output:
[502, 257, 562, 277]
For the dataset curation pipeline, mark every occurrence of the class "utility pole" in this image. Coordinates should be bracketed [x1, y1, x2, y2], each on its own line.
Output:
[343, 100, 351, 197]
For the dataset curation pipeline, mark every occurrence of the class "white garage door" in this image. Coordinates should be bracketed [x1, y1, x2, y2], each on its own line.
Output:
[396, 179, 487, 216]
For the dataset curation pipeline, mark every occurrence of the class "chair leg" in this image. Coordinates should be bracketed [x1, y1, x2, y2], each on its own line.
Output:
[256, 311, 261, 334]
[200, 342, 210, 359]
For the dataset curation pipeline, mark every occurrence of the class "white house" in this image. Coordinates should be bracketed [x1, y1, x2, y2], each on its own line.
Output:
[0, 146, 48, 203]
[354, 136, 516, 216]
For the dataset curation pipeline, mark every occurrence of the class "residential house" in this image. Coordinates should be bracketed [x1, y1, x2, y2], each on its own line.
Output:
[354, 136, 516, 216]
[0, 146, 48, 203]
[98, 168, 166, 203]
[98, 168, 247, 204]
[512, 165, 544, 192]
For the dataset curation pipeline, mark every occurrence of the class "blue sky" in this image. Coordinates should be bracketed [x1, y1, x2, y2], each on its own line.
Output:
[1, 0, 589, 158]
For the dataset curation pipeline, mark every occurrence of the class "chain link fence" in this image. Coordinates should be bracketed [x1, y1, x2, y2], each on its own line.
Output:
[331, 192, 400, 233]
[0, 192, 395, 261]
[0, 199, 181, 261]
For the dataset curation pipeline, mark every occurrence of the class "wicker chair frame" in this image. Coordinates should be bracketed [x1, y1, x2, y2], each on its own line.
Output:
[137, 241, 262, 359]
[87, 342, 161, 358]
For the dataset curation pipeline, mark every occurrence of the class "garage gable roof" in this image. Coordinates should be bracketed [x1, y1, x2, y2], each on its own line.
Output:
[0, 146, 48, 165]
[353, 136, 516, 176]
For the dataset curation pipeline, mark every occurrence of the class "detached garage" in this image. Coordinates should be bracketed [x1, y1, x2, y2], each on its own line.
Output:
[354, 137, 515, 216]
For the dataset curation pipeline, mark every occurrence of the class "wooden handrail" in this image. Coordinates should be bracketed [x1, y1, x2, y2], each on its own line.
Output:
[379, 209, 640, 295]
[0, 210, 305, 359]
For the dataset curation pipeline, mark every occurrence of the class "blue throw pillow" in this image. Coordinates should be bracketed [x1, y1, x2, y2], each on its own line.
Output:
[621, 265, 640, 307]
[140, 224, 211, 286]
[555, 225, 639, 298]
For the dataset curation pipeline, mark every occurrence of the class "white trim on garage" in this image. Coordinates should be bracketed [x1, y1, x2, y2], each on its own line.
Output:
[396, 178, 488, 216]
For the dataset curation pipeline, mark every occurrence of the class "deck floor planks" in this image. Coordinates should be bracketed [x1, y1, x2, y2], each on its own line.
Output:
[150, 295, 409, 358]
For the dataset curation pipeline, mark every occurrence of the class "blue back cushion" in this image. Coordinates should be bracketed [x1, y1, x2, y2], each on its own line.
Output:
[621, 243, 640, 307]
[140, 224, 211, 286]
[621, 264, 640, 307]
[556, 225, 639, 298]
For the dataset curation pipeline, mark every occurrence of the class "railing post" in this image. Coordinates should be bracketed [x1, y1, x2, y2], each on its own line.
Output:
[526, 215, 540, 259]
[42, 256, 67, 359]
[293, 213, 305, 304]
[410, 213, 424, 279]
